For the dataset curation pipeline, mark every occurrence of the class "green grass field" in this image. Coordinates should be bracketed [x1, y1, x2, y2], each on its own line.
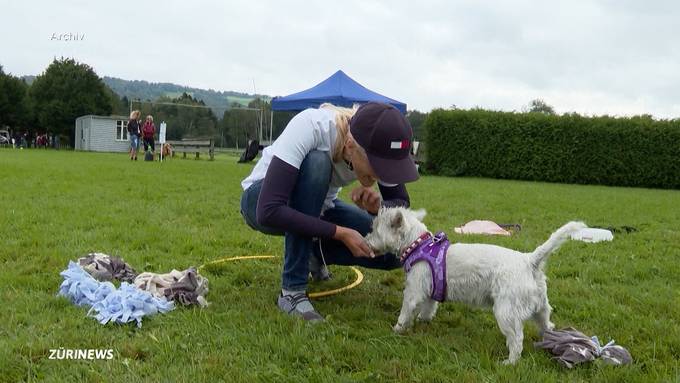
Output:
[1, 149, 679, 382]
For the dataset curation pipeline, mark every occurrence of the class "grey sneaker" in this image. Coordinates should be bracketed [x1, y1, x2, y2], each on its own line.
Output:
[309, 254, 332, 282]
[277, 292, 324, 322]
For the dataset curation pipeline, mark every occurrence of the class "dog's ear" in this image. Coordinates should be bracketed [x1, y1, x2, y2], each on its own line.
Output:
[413, 209, 427, 221]
[391, 210, 404, 229]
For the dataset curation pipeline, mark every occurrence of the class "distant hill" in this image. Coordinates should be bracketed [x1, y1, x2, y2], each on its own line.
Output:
[21, 75, 270, 117]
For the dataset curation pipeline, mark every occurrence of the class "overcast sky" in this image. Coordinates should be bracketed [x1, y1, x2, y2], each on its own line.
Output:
[1, 0, 679, 117]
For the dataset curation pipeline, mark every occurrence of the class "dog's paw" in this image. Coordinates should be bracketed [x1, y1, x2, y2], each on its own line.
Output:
[538, 322, 556, 337]
[416, 314, 433, 323]
[501, 357, 520, 366]
[393, 323, 407, 334]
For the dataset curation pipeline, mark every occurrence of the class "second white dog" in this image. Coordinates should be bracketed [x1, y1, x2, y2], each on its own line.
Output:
[365, 207, 586, 364]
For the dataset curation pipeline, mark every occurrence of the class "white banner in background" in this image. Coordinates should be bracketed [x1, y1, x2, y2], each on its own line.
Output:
[159, 122, 167, 144]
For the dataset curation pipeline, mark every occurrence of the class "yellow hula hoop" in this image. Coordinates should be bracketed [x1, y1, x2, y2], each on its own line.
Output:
[198, 255, 364, 299]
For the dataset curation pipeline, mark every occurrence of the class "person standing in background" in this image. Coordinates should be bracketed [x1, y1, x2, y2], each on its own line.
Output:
[142, 115, 156, 153]
[127, 110, 141, 160]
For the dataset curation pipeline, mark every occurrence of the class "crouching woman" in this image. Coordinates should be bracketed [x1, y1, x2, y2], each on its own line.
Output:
[240, 102, 419, 322]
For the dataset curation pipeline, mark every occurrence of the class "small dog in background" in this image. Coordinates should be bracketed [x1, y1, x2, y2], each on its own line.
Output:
[161, 143, 173, 158]
[365, 207, 586, 364]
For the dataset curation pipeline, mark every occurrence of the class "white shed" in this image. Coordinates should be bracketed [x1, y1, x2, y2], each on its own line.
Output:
[75, 115, 131, 152]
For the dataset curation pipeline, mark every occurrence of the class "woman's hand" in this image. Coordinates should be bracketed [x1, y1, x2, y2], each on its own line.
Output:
[350, 186, 381, 215]
[333, 226, 375, 258]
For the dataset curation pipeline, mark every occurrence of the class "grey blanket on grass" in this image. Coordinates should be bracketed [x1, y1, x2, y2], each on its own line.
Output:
[534, 327, 632, 368]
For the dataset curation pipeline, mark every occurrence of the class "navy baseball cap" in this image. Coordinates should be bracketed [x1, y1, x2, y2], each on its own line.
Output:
[349, 102, 419, 184]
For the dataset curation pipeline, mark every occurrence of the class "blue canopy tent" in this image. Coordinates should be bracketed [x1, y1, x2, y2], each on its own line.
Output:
[271, 70, 407, 114]
[258, 70, 407, 145]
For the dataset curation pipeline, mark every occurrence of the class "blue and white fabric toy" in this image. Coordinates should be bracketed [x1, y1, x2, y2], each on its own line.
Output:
[58, 261, 174, 327]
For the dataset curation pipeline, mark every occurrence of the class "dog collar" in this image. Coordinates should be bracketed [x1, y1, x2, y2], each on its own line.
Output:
[400, 232, 433, 263]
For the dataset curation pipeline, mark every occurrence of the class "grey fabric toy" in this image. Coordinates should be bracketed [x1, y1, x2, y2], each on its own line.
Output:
[534, 327, 633, 368]
[134, 267, 209, 307]
[78, 253, 138, 283]
[163, 267, 209, 307]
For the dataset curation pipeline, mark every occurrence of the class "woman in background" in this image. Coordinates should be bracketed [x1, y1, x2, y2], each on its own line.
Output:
[127, 110, 141, 160]
[142, 115, 156, 153]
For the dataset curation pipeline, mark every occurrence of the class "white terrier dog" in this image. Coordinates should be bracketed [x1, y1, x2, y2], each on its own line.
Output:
[365, 207, 586, 365]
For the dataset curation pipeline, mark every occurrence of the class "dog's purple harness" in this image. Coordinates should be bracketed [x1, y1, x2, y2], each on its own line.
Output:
[400, 232, 450, 302]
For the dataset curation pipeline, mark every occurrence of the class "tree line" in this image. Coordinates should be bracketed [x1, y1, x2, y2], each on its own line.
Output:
[0, 58, 278, 148]
[1, 58, 122, 146]
[5, 57, 544, 148]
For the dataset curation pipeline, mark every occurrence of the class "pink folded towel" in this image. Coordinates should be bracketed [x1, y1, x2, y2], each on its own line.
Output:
[454, 220, 512, 236]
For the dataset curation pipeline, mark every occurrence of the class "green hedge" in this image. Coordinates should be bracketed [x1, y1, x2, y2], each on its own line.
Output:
[424, 109, 680, 189]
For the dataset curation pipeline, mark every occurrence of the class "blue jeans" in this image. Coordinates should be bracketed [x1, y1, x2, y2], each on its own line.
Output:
[130, 135, 139, 150]
[240, 150, 401, 291]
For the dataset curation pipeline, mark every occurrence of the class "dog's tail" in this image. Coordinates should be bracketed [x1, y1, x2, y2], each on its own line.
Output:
[529, 221, 587, 270]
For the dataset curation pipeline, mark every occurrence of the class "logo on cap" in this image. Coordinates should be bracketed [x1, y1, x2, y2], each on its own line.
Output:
[390, 140, 410, 150]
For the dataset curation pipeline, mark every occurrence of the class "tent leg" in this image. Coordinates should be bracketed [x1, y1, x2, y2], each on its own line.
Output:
[259, 109, 263, 142]
[269, 111, 274, 143]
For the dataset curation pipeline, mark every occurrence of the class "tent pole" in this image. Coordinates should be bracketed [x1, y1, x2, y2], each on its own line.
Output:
[259, 108, 263, 142]
[269, 110, 274, 143]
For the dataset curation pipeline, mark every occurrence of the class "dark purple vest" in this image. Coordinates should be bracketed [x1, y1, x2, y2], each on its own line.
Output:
[400, 232, 450, 302]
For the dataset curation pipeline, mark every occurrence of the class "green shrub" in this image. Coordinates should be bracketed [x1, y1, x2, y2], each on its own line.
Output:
[425, 109, 680, 189]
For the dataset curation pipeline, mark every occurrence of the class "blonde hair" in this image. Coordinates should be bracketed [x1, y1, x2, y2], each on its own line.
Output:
[129, 110, 140, 119]
[146, 115, 153, 122]
[320, 103, 358, 162]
